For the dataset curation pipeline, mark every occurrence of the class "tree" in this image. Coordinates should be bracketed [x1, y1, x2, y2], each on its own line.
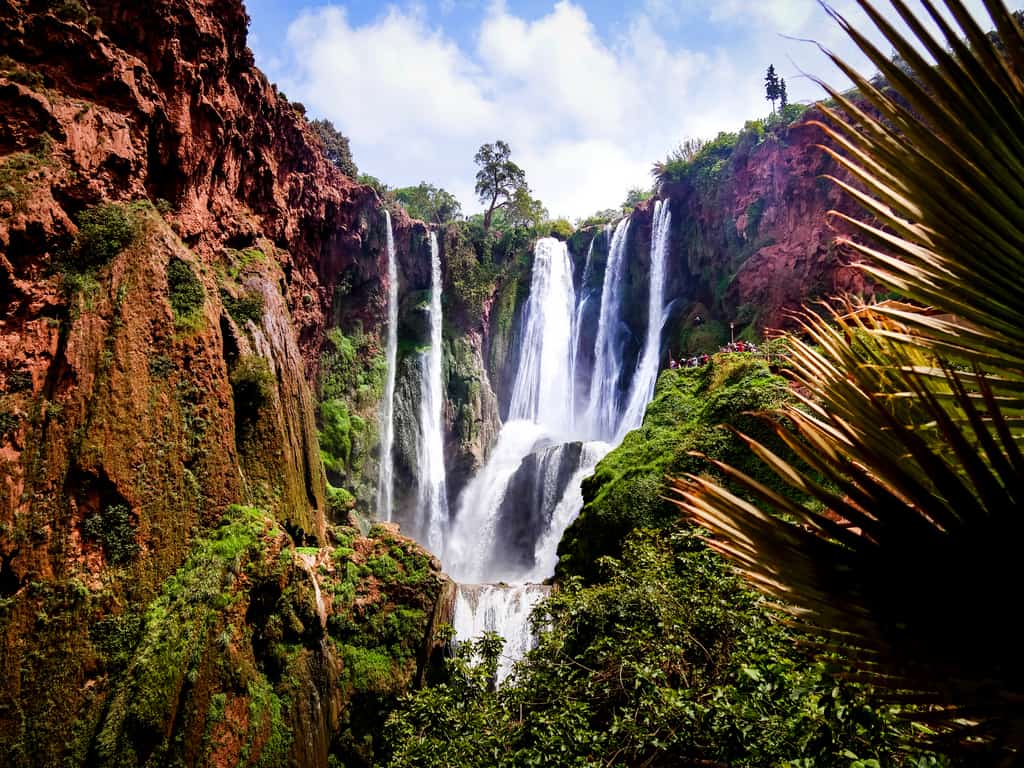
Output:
[779, 77, 788, 111]
[311, 118, 358, 178]
[394, 182, 462, 225]
[506, 185, 546, 231]
[474, 140, 527, 232]
[622, 186, 652, 210]
[764, 64, 780, 115]
[675, 2, 1024, 759]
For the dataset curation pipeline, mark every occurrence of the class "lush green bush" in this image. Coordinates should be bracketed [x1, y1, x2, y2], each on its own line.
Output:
[385, 526, 941, 767]
[72, 202, 145, 270]
[543, 218, 574, 240]
[311, 118, 358, 178]
[167, 257, 205, 330]
[654, 131, 739, 190]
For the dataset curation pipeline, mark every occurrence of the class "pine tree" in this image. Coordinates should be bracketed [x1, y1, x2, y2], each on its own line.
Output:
[779, 77, 788, 112]
[765, 65, 780, 115]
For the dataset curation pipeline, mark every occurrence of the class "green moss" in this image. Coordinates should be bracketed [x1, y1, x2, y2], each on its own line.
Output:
[81, 503, 139, 565]
[91, 506, 274, 764]
[221, 288, 265, 326]
[558, 357, 793, 582]
[231, 355, 274, 418]
[167, 257, 205, 331]
[340, 645, 399, 694]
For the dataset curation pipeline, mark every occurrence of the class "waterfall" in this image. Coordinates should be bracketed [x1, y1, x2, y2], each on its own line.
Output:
[446, 206, 673, 682]
[376, 210, 399, 521]
[452, 584, 551, 683]
[569, 228, 603, 429]
[584, 217, 631, 441]
[416, 231, 448, 554]
[525, 439, 611, 581]
[445, 420, 547, 582]
[618, 199, 672, 439]
[508, 238, 576, 436]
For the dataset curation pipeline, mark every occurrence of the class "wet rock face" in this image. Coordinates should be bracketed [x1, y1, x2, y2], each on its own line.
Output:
[443, 333, 500, 507]
[0, 1, 453, 764]
[492, 441, 584, 574]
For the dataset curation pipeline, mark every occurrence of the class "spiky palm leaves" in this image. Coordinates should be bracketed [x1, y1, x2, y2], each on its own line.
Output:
[670, 0, 1024, 756]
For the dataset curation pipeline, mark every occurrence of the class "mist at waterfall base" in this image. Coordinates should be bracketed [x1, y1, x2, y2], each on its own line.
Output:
[377, 211, 672, 681]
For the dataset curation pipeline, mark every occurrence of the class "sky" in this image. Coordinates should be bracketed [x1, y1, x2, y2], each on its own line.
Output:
[244, 0, 991, 220]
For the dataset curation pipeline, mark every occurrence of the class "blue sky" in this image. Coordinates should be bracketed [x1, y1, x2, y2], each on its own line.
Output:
[244, 0, 990, 219]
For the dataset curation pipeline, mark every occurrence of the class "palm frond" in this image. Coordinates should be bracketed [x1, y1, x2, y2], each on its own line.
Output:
[670, 1, 1024, 756]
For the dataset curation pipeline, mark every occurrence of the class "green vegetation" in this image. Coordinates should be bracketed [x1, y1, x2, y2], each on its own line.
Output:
[0, 55, 45, 88]
[385, 524, 939, 767]
[474, 140, 528, 232]
[166, 257, 205, 331]
[230, 355, 274, 418]
[221, 288, 265, 326]
[72, 201, 146, 270]
[312, 118, 358, 178]
[558, 356, 792, 582]
[0, 136, 52, 208]
[394, 182, 462, 224]
[317, 327, 384, 496]
[88, 506, 294, 766]
[672, 3, 1024, 759]
[82, 503, 139, 565]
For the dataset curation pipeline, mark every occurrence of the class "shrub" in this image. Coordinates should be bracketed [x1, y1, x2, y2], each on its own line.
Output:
[53, 0, 88, 24]
[167, 257, 205, 329]
[230, 355, 274, 417]
[546, 218, 574, 240]
[72, 202, 144, 270]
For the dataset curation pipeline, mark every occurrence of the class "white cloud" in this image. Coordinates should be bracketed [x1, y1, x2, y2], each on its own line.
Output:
[263, 0, 998, 220]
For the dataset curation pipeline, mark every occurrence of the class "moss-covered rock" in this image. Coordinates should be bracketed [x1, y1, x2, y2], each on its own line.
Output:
[65, 505, 449, 768]
[557, 355, 792, 583]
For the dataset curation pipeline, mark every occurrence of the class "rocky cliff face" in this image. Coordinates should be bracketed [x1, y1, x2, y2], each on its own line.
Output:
[0, 0, 456, 764]
[560, 112, 874, 365]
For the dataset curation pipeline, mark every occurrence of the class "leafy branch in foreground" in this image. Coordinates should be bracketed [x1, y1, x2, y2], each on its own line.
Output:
[671, 0, 1024, 758]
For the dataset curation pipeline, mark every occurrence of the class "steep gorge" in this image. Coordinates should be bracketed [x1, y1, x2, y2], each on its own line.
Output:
[0, 0, 876, 764]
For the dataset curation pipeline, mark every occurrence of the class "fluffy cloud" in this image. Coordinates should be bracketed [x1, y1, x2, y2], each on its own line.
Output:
[264, 0, 995, 220]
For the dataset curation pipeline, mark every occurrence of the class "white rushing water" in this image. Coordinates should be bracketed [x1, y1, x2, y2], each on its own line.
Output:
[416, 231, 449, 554]
[420, 216, 671, 683]
[508, 238, 577, 436]
[618, 199, 672, 440]
[569, 227, 604, 429]
[584, 217, 631, 441]
[376, 211, 399, 521]
[452, 583, 551, 683]
[444, 420, 547, 583]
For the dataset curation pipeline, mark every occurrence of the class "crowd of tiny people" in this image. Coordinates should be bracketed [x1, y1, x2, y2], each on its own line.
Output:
[669, 340, 760, 370]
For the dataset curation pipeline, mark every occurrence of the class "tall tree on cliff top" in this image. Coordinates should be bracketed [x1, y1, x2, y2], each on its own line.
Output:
[395, 182, 462, 225]
[765, 64, 781, 114]
[674, 0, 1024, 759]
[311, 118, 358, 179]
[474, 140, 527, 232]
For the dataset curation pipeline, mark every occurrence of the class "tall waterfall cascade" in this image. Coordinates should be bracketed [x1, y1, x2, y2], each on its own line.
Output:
[376, 211, 399, 521]
[415, 232, 449, 555]
[618, 199, 672, 440]
[584, 218, 632, 442]
[382, 208, 674, 683]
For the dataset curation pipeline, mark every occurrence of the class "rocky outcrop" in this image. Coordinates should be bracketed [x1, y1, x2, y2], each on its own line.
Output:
[564, 112, 874, 361]
[0, 0, 451, 764]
